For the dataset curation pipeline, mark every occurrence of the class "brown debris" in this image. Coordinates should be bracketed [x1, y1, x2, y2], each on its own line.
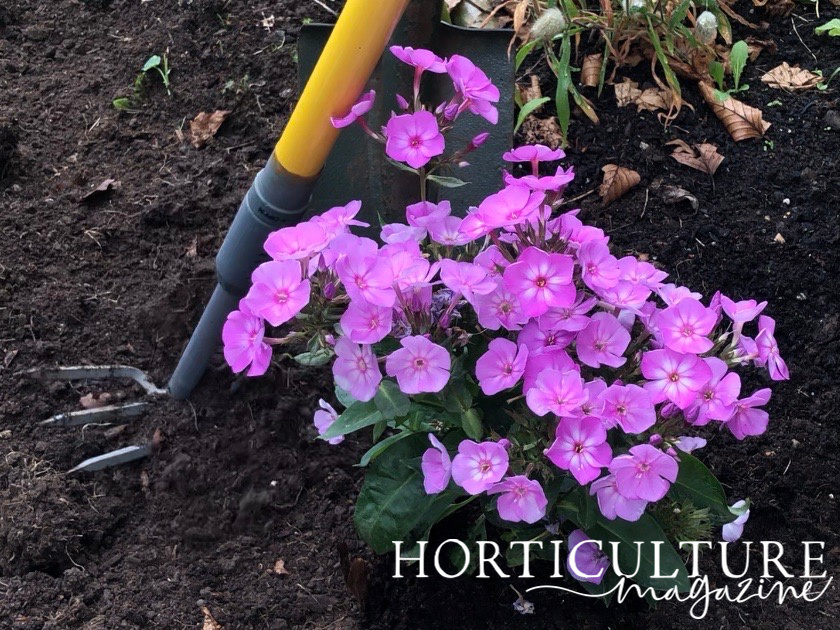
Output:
[761, 62, 821, 91]
[189, 110, 231, 149]
[599, 164, 640, 205]
[581, 54, 603, 88]
[698, 81, 770, 141]
[667, 140, 725, 175]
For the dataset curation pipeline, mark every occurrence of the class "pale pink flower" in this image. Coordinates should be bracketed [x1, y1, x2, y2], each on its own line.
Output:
[439, 259, 496, 305]
[684, 357, 740, 426]
[474, 245, 510, 277]
[313, 399, 343, 445]
[451, 439, 509, 494]
[332, 337, 382, 402]
[538, 294, 597, 332]
[330, 90, 376, 128]
[312, 200, 367, 239]
[390, 46, 446, 73]
[421, 433, 452, 494]
[264, 221, 329, 261]
[544, 416, 613, 485]
[566, 529, 610, 584]
[222, 300, 272, 377]
[446, 54, 500, 124]
[340, 300, 393, 344]
[576, 312, 631, 368]
[617, 256, 668, 289]
[488, 476, 547, 524]
[725, 389, 771, 440]
[385, 111, 445, 169]
[502, 144, 565, 163]
[474, 283, 528, 331]
[756, 316, 789, 381]
[475, 338, 528, 395]
[656, 297, 717, 354]
[658, 284, 703, 306]
[503, 247, 575, 317]
[641, 348, 713, 410]
[721, 296, 767, 323]
[600, 384, 656, 434]
[526, 369, 588, 417]
[244, 260, 311, 327]
[589, 474, 648, 521]
[503, 165, 575, 193]
[428, 215, 473, 246]
[335, 251, 396, 307]
[578, 240, 620, 290]
[609, 444, 678, 501]
[385, 336, 451, 394]
[475, 185, 545, 229]
[406, 200, 451, 228]
[522, 348, 578, 393]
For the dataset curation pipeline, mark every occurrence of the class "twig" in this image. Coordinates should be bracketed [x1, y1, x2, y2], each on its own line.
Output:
[311, 0, 337, 16]
[791, 17, 818, 65]
[563, 186, 598, 205]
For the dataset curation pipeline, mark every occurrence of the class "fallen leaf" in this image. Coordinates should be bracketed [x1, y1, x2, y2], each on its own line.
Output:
[699, 81, 770, 141]
[338, 542, 368, 609]
[614, 78, 641, 107]
[512, 0, 529, 37]
[0, 429, 11, 440]
[201, 606, 222, 630]
[667, 140, 725, 175]
[189, 110, 231, 149]
[273, 559, 290, 575]
[80, 392, 114, 409]
[660, 185, 699, 210]
[80, 178, 120, 203]
[599, 165, 640, 205]
[580, 54, 603, 88]
[635, 87, 675, 113]
[753, 0, 795, 16]
[761, 62, 821, 91]
[745, 36, 777, 61]
[519, 75, 542, 103]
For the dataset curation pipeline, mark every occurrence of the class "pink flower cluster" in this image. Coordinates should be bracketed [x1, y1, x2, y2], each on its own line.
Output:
[222, 50, 787, 556]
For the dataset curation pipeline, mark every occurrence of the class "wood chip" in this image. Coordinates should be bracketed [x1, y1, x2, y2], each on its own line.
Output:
[189, 110, 231, 149]
[660, 185, 699, 210]
[699, 81, 770, 141]
[761, 62, 821, 91]
[599, 164, 640, 205]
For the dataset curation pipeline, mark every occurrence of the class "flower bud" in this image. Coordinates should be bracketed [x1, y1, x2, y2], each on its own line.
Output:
[695, 11, 718, 44]
[469, 131, 490, 150]
[395, 93, 410, 110]
[458, 161, 470, 168]
[530, 8, 567, 41]
[443, 102, 460, 121]
[323, 281, 336, 299]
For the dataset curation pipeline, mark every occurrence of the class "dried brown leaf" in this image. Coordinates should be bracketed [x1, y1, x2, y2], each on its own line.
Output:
[80, 392, 114, 409]
[746, 37, 777, 61]
[599, 164, 640, 205]
[337, 542, 368, 609]
[581, 54, 603, 88]
[614, 78, 641, 108]
[201, 606, 222, 630]
[660, 185, 699, 210]
[667, 140, 725, 175]
[699, 81, 770, 141]
[513, 0, 529, 37]
[189, 110, 231, 149]
[519, 75, 542, 103]
[635, 88, 674, 113]
[80, 178, 120, 203]
[761, 0, 795, 16]
[761, 62, 821, 92]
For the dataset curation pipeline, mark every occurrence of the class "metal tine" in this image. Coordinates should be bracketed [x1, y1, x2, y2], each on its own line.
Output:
[39, 401, 148, 428]
[22, 365, 167, 396]
[68, 445, 152, 474]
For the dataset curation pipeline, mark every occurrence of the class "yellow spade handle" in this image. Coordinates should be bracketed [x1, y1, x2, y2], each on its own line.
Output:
[274, 0, 410, 178]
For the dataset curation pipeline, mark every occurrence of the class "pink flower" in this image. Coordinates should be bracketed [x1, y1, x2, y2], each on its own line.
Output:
[672, 436, 707, 453]
[313, 399, 343, 445]
[503, 165, 575, 193]
[600, 384, 656, 434]
[458, 210, 494, 240]
[439, 260, 496, 305]
[340, 300, 393, 344]
[756, 316, 789, 381]
[684, 357, 740, 426]
[446, 54, 500, 124]
[578, 240, 620, 290]
[475, 186, 545, 229]
[539, 294, 597, 332]
[566, 529, 610, 584]
[722, 500, 750, 542]
[265, 222, 329, 261]
[332, 337, 382, 402]
[330, 90, 376, 128]
[475, 283, 528, 331]
[451, 439, 509, 494]
[475, 338, 528, 395]
[222, 300, 272, 377]
[503, 247, 575, 318]
[312, 200, 367, 239]
[385, 111, 445, 169]
[406, 200, 451, 228]
[589, 475, 648, 521]
[617, 256, 668, 288]
[421, 434, 452, 494]
[385, 336, 451, 394]
[656, 297, 717, 354]
[580, 379, 608, 418]
[721, 296, 767, 323]
[380, 223, 426, 244]
[522, 348, 578, 393]
[487, 476, 547, 524]
[609, 444, 678, 502]
[518, 318, 574, 353]
[502, 144, 565, 163]
[658, 284, 702, 306]
[641, 348, 713, 410]
[244, 260, 311, 327]
[725, 388, 771, 440]
[428, 215, 473, 246]
[597, 281, 652, 312]
[335, 251, 396, 307]
[526, 369, 588, 417]
[474, 245, 510, 277]
[544, 416, 612, 485]
[390, 45, 446, 73]
[576, 312, 631, 368]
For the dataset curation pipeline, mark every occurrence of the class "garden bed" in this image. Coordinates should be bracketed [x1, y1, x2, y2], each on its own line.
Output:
[1, 0, 839, 628]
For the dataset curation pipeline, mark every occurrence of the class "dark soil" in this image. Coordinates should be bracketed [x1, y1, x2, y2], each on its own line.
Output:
[1, 1, 838, 629]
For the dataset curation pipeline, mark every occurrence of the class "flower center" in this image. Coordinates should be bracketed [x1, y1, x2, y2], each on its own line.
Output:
[502, 364, 513, 376]
[681, 325, 695, 337]
[354, 275, 367, 289]
[478, 459, 492, 474]
[616, 404, 627, 415]
[594, 340, 607, 351]
[499, 302, 512, 314]
[669, 373, 680, 382]
[535, 277, 546, 288]
[356, 358, 368, 373]
[409, 135, 422, 148]
[574, 442, 585, 454]
[413, 357, 427, 370]
[704, 390, 715, 401]
[638, 462, 651, 473]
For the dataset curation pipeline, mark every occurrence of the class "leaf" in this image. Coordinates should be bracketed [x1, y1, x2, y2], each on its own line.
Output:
[614, 78, 641, 108]
[461, 408, 484, 441]
[659, 184, 698, 210]
[335, 387, 357, 409]
[699, 81, 769, 141]
[386, 157, 419, 174]
[515, 39, 541, 72]
[668, 452, 737, 524]
[374, 380, 411, 420]
[293, 349, 333, 366]
[761, 62, 821, 92]
[512, 0, 529, 38]
[321, 399, 382, 440]
[514, 96, 550, 134]
[598, 165, 640, 206]
[80, 178, 121, 203]
[112, 97, 132, 111]
[708, 60, 725, 91]
[337, 541, 369, 608]
[358, 430, 416, 467]
[634, 88, 676, 113]
[667, 140, 724, 175]
[142, 55, 162, 72]
[580, 54, 603, 88]
[427, 175, 469, 188]
[189, 110, 231, 149]
[729, 41, 749, 90]
[354, 435, 457, 554]
[559, 488, 690, 592]
[815, 18, 840, 36]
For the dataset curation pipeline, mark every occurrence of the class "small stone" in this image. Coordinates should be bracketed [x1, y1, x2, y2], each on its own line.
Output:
[782, 198, 790, 205]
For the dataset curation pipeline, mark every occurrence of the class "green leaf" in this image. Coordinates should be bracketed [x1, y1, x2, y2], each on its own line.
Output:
[815, 18, 840, 37]
[514, 97, 550, 134]
[730, 40, 749, 91]
[708, 60, 725, 91]
[559, 488, 690, 592]
[112, 97, 131, 111]
[427, 174, 469, 188]
[357, 430, 416, 467]
[515, 39, 541, 72]
[354, 435, 458, 553]
[552, 39, 573, 144]
[374, 381, 411, 420]
[142, 55, 162, 72]
[386, 157, 419, 174]
[461, 408, 484, 441]
[335, 387, 357, 409]
[646, 20, 681, 99]
[668, 453, 736, 524]
[321, 399, 382, 440]
[293, 349, 332, 366]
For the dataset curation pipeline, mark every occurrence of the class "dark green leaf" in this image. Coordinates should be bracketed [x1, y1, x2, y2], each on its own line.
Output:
[461, 408, 484, 441]
[357, 430, 415, 467]
[427, 175, 469, 188]
[386, 157, 419, 174]
[142, 55, 162, 72]
[514, 97, 551, 134]
[668, 452, 735, 523]
[293, 349, 333, 367]
[321, 399, 382, 440]
[515, 39, 541, 72]
[374, 380, 411, 420]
